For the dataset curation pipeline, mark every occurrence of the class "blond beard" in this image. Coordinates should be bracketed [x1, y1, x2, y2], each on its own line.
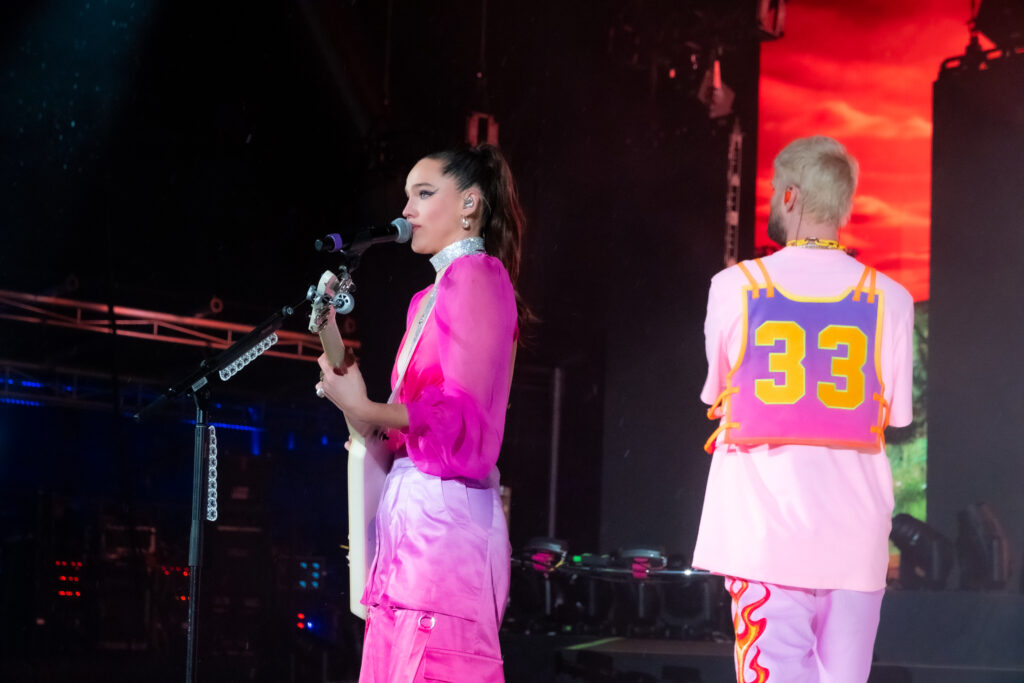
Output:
[767, 208, 787, 246]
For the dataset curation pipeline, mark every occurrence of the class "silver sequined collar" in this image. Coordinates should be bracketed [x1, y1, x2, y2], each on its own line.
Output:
[429, 236, 485, 273]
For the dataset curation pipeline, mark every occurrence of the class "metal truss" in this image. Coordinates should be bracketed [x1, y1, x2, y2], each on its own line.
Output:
[0, 289, 354, 363]
[0, 357, 174, 415]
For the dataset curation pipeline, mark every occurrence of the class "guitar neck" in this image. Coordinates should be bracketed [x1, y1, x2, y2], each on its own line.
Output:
[317, 316, 371, 437]
[318, 317, 348, 369]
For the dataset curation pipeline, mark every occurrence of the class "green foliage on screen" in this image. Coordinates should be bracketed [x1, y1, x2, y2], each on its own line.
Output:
[886, 301, 928, 520]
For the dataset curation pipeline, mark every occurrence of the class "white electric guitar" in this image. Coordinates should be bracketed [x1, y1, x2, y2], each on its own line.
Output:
[308, 269, 390, 619]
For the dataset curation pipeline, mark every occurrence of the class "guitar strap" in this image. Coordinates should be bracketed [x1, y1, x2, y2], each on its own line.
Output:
[388, 285, 438, 404]
[389, 236, 483, 404]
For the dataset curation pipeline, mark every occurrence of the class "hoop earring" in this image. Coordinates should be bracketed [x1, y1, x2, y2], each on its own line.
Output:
[461, 216, 470, 230]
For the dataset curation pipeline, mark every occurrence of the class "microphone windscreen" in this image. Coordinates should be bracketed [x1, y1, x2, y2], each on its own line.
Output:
[391, 218, 412, 243]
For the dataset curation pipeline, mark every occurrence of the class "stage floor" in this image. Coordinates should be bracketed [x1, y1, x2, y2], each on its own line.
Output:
[502, 591, 1024, 683]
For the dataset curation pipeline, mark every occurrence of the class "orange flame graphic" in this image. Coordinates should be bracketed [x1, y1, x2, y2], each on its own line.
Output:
[728, 578, 771, 683]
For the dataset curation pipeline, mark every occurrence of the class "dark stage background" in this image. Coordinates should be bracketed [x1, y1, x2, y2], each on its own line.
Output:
[929, 46, 1024, 585]
[1, 0, 762, 676]
[1, 0, 763, 567]
[3, 0, 1024, 681]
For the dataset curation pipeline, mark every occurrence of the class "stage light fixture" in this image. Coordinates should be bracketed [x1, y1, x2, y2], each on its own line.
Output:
[696, 56, 734, 119]
[757, 0, 787, 40]
[506, 537, 575, 632]
[525, 537, 567, 573]
[975, 0, 1024, 51]
[614, 548, 666, 633]
[957, 502, 1012, 590]
[618, 547, 667, 579]
[890, 513, 954, 590]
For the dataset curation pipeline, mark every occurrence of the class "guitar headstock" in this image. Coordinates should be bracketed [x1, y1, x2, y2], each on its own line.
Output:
[307, 268, 356, 333]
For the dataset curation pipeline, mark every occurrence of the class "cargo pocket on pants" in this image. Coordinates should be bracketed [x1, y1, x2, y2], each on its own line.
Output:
[422, 647, 504, 682]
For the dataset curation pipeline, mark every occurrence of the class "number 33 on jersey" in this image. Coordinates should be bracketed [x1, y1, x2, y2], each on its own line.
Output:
[705, 258, 890, 452]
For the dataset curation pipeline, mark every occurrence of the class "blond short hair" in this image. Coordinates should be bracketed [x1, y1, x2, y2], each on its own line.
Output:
[773, 136, 859, 227]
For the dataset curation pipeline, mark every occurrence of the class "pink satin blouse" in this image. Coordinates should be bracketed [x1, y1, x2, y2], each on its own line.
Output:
[392, 253, 518, 481]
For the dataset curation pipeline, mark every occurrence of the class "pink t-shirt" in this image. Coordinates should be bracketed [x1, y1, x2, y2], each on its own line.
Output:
[693, 247, 914, 591]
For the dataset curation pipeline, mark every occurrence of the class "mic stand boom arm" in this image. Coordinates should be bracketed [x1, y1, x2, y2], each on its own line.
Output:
[133, 297, 308, 683]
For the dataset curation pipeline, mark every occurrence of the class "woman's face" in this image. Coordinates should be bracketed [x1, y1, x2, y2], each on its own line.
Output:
[403, 157, 479, 255]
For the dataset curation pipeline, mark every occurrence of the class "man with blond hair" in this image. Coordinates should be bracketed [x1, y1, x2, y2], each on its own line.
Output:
[694, 136, 914, 682]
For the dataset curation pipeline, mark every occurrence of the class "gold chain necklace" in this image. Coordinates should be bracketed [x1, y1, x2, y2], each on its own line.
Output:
[786, 238, 846, 251]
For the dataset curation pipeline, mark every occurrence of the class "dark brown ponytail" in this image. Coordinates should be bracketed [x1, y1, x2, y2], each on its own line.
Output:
[426, 144, 531, 331]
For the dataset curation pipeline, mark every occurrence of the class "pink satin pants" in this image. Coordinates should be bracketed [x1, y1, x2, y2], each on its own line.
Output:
[358, 458, 508, 682]
[358, 599, 504, 682]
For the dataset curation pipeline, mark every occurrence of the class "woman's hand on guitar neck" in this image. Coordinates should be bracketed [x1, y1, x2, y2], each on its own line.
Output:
[315, 353, 411, 432]
[315, 356, 378, 439]
[317, 353, 371, 415]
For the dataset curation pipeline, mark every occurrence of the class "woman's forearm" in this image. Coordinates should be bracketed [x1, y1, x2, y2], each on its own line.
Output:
[348, 399, 410, 430]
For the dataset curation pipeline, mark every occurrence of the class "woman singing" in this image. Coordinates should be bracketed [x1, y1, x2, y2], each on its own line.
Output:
[315, 144, 525, 682]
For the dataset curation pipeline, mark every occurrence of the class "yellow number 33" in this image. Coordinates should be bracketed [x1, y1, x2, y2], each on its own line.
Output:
[753, 321, 867, 410]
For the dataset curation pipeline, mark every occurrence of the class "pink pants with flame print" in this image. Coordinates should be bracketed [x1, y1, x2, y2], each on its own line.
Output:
[727, 577, 883, 683]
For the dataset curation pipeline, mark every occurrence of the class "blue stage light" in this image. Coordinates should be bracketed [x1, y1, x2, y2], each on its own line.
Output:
[0, 398, 42, 407]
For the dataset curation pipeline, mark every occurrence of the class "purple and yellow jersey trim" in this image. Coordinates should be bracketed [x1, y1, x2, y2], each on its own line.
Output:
[705, 259, 890, 453]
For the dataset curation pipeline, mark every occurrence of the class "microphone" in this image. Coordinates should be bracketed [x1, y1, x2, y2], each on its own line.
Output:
[315, 218, 412, 253]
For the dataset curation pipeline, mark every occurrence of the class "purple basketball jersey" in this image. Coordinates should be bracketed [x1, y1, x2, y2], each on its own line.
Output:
[716, 260, 888, 450]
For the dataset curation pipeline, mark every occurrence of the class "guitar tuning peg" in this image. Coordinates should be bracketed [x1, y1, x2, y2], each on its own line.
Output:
[333, 292, 355, 316]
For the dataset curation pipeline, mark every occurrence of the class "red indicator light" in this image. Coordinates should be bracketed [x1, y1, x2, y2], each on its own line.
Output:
[296, 622, 305, 629]
[669, 68, 677, 79]
[74, 591, 81, 597]
[297, 612, 305, 620]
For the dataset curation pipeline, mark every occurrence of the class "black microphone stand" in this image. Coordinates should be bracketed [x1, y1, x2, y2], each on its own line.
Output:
[134, 297, 308, 683]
